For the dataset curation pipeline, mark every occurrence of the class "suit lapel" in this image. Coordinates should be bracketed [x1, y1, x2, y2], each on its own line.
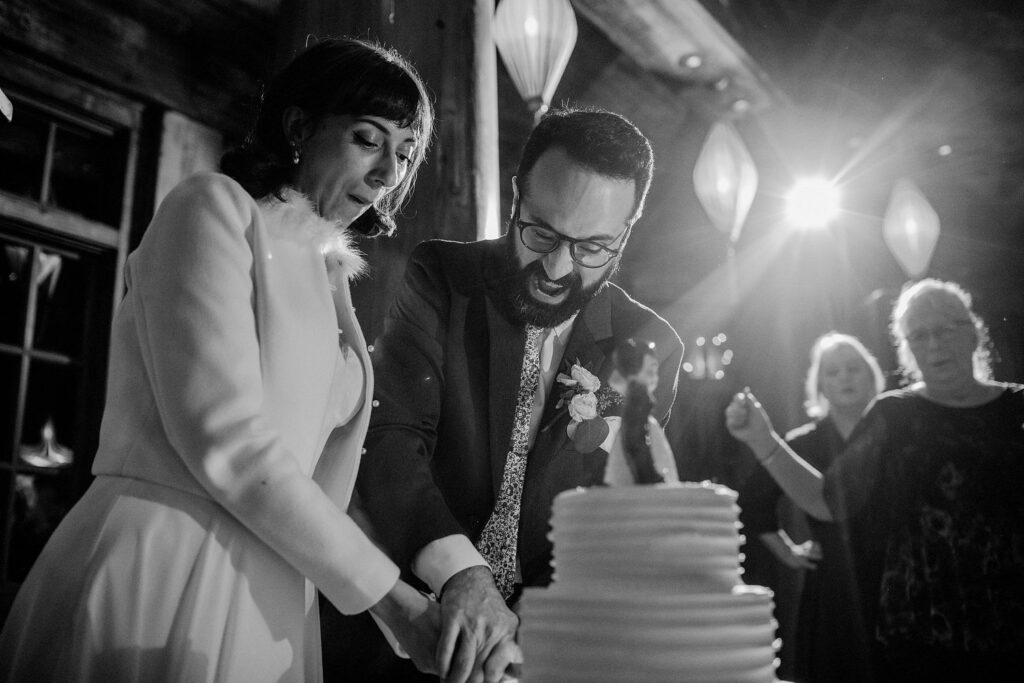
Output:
[538, 287, 615, 433]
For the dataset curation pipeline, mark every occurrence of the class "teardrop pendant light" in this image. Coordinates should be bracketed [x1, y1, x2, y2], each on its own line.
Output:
[883, 177, 940, 279]
[693, 121, 758, 245]
[493, 0, 578, 123]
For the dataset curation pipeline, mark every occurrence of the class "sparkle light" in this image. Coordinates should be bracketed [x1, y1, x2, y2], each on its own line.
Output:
[683, 333, 732, 380]
[682, 54, 703, 69]
[785, 177, 840, 229]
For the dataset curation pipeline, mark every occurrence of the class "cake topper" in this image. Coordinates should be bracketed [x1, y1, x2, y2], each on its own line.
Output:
[603, 338, 680, 486]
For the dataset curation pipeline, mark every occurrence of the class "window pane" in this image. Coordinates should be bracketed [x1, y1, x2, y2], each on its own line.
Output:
[50, 123, 126, 226]
[32, 249, 87, 358]
[0, 239, 30, 347]
[6, 471, 75, 582]
[0, 469, 11, 579]
[0, 101, 47, 201]
[10, 361, 80, 581]
[0, 354, 19, 459]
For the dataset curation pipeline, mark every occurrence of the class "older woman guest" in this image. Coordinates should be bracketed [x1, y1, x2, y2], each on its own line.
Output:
[732, 332, 885, 682]
[727, 279, 1024, 681]
[0, 38, 441, 682]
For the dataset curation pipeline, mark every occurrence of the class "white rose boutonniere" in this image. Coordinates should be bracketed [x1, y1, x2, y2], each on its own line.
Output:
[556, 360, 623, 453]
[568, 392, 598, 421]
[570, 365, 601, 393]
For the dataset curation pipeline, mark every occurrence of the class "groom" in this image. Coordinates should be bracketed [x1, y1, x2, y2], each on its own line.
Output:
[340, 107, 682, 681]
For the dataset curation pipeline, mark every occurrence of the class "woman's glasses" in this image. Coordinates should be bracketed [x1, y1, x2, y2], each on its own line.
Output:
[905, 320, 973, 347]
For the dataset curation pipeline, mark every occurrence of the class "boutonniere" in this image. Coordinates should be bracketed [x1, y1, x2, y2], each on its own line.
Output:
[555, 360, 622, 453]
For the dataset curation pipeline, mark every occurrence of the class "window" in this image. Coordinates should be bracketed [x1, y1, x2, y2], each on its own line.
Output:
[0, 64, 140, 602]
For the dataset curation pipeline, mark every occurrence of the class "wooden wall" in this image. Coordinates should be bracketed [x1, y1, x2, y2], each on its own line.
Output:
[0, 0, 501, 345]
[0, 0, 272, 135]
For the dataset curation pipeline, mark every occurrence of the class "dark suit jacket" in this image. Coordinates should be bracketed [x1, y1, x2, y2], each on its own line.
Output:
[357, 237, 683, 589]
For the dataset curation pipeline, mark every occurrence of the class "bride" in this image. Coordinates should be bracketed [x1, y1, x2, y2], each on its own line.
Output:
[0, 37, 439, 682]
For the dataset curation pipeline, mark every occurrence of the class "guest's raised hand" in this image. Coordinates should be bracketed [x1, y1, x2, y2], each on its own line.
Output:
[436, 565, 519, 683]
[725, 388, 777, 453]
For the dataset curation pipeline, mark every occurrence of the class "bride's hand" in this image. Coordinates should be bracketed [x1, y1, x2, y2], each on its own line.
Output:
[370, 580, 442, 675]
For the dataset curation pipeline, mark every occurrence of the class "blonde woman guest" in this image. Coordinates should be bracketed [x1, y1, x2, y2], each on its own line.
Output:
[0, 38, 444, 682]
[730, 332, 884, 682]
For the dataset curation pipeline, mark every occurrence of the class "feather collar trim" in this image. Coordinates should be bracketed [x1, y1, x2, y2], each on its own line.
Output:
[259, 187, 367, 282]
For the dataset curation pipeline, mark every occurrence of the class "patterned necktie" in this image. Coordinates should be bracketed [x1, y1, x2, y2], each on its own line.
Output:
[476, 324, 544, 599]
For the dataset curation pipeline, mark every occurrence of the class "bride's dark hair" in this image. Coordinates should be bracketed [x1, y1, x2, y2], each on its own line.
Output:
[220, 37, 434, 237]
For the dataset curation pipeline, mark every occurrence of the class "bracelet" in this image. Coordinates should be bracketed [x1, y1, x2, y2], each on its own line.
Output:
[757, 441, 783, 466]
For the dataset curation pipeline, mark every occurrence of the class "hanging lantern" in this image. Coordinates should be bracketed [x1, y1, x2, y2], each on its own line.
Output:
[693, 121, 758, 245]
[493, 0, 578, 123]
[883, 178, 940, 279]
[0, 85, 12, 122]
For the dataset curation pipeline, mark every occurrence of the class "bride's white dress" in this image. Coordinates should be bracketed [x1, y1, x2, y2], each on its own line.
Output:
[0, 173, 394, 682]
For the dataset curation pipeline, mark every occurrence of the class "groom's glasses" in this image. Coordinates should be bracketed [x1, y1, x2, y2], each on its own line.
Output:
[513, 199, 628, 269]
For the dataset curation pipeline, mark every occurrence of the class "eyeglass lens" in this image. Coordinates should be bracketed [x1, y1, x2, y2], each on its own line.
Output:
[519, 224, 616, 267]
[907, 321, 971, 346]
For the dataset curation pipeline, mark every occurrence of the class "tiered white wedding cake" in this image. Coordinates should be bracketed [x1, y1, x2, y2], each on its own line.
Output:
[518, 481, 780, 682]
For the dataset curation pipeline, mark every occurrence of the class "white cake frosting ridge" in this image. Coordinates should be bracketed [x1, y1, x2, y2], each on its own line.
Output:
[549, 482, 745, 592]
[518, 481, 780, 683]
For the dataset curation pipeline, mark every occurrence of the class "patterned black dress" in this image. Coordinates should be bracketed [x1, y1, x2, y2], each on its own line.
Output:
[824, 384, 1024, 682]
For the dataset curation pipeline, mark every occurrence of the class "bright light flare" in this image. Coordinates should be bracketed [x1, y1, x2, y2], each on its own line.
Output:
[785, 178, 841, 229]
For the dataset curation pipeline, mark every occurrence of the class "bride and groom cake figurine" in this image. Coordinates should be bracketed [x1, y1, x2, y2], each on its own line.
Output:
[517, 338, 782, 683]
[603, 337, 679, 486]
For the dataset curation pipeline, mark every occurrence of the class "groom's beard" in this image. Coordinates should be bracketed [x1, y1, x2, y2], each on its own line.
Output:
[498, 235, 616, 328]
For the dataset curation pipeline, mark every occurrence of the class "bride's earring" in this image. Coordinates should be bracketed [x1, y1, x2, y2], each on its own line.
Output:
[291, 141, 301, 165]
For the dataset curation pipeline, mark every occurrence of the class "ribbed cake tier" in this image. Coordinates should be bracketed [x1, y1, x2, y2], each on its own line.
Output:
[548, 482, 744, 591]
[519, 586, 779, 683]
[519, 482, 779, 682]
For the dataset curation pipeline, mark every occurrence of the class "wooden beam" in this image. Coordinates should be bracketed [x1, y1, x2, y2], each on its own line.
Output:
[571, 0, 783, 116]
[0, 193, 121, 249]
[0, 0, 272, 134]
[0, 45, 142, 128]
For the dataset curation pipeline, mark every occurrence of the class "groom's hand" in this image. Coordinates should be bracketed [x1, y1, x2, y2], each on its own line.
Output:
[436, 565, 519, 683]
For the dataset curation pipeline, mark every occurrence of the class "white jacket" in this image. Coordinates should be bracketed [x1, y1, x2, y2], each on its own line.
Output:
[93, 172, 398, 614]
